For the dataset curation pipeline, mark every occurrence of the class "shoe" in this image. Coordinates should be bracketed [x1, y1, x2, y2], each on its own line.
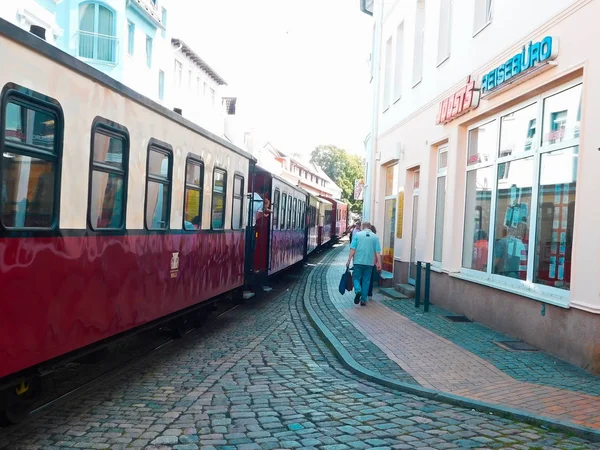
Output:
[367, 296, 373, 302]
[360, 301, 367, 306]
[354, 293, 361, 304]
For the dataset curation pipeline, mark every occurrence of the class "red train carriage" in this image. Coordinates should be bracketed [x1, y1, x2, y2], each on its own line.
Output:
[317, 197, 333, 247]
[247, 166, 308, 284]
[306, 193, 319, 255]
[335, 200, 348, 237]
[0, 19, 254, 420]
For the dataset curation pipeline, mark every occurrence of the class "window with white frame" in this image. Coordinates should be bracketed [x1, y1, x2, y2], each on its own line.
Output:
[461, 82, 582, 296]
[174, 59, 182, 87]
[382, 36, 393, 111]
[78, 3, 116, 63]
[393, 23, 404, 102]
[433, 146, 447, 262]
[437, 0, 452, 65]
[473, 0, 493, 35]
[412, 0, 426, 86]
[146, 35, 153, 68]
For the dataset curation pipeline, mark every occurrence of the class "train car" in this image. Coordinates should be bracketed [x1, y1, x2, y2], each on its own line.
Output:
[317, 197, 333, 247]
[247, 166, 308, 284]
[306, 193, 319, 255]
[335, 200, 348, 237]
[0, 19, 254, 420]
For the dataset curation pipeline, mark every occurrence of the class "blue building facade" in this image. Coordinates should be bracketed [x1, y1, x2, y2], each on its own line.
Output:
[1, 0, 169, 98]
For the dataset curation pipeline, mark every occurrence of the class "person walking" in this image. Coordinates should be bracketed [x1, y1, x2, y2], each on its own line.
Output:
[346, 222, 382, 306]
[351, 221, 361, 244]
[367, 224, 380, 301]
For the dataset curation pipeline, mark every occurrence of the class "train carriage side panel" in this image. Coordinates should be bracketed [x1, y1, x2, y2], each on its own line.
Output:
[0, 20, 253, 381]
[268, 177, 306, 276]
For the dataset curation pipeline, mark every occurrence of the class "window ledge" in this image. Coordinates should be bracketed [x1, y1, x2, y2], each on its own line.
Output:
[449, 271, 570, 309]
[436, 55, 450, 68]
[472, 20, 492, 38]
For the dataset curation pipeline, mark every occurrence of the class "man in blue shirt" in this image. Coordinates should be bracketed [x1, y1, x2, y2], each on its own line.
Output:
[346, 222, 382, 306]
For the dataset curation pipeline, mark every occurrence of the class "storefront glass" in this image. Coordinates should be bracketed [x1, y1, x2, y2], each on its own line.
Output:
[462, 82, 581, 293]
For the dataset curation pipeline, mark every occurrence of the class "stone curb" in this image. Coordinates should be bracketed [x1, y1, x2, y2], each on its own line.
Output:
[302, 248, 600, 443]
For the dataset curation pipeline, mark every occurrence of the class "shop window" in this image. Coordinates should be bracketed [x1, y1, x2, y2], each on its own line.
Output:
[533, 147, 578, 290]
[211, 168, 226, 230]
[232, 174, 244, 229]
[462, 166, 493, 271]
[183, 159, 203, 230]
[433, 146, 447, 262]
[467, 119, 496, 166]
[145, 141, 172, 230]
[461, 82, 582, 295]
[541, 84, 582, 146]
[492, 157, 534, 279]
[89, 120, 128, 230]
[499, 103, 537, 157]
[1, 93, 62, 229]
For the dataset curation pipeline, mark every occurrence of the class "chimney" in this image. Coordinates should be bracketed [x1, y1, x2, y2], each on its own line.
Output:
[173, 108, 182, 115]
[30, 25, 46, 41]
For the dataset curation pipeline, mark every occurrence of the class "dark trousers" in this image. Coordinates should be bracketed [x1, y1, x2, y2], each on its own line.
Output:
[367, 265, 378, 297]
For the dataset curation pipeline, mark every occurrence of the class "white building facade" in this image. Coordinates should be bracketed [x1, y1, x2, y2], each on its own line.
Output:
[363, 0, 600, 373]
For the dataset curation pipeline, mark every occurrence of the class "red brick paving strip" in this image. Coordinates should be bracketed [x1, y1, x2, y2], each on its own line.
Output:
[326, 250, 600, 430]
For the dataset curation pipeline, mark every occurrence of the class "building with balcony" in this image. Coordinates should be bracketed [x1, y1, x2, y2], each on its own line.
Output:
[0, 0, 232, 137]
[362, 0, 600, 373]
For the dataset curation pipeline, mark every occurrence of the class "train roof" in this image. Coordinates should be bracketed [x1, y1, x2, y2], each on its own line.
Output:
[0, 18, 256, 163]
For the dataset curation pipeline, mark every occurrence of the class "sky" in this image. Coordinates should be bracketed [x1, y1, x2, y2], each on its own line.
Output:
[171, 0, 373, 157]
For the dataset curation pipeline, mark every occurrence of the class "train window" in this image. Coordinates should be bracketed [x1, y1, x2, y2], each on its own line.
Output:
[183, 158, 203, 230]
[232, 174, 244, 229]
[292, 198, 297, 229]
[281, 193, 287, 229]
[88, 119, 128, 230]
[1, 90, 62, 230]
[273, 189, 280, 230]
[287, 195, 292, 229]
[300, 201, 305, 228]
[145, 140, 172, 230]
[211, 168, 227, 229]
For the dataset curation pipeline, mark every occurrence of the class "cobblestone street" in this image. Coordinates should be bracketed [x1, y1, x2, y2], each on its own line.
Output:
[0, 246, 597, 450]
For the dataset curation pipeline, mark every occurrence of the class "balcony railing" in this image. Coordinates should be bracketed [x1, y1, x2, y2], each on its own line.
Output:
[76, 30, 118, 64]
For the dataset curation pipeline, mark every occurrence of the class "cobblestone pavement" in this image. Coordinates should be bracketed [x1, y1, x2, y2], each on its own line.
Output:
[326, 244, 600, 430]
[0, 247, 597, 449]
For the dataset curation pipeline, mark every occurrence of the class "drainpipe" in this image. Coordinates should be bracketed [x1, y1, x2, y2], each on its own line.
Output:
[362, 0, 383, 223]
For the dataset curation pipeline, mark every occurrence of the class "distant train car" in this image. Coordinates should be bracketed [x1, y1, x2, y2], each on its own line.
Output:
[306, 193, 319, 255]
[317, 197, 333, 247]
[335, 200, 348, 237]
[247, 166, 308, 283]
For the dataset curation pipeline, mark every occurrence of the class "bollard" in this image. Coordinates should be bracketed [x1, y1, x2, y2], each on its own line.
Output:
[415, 261, 422, 308]
[424, 262, 431, 312]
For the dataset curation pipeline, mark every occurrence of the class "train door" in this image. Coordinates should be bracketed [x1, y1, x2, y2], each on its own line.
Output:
[248, 168, 272, 279]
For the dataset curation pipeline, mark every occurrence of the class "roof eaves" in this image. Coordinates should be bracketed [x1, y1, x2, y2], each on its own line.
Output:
[172, 38, 227, 86]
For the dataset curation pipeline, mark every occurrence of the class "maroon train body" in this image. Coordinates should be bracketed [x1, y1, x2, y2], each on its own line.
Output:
[0, 18, 350, 422]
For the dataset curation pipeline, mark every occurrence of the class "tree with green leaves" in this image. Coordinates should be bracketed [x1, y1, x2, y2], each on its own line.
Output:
[310, 145, 364, 214]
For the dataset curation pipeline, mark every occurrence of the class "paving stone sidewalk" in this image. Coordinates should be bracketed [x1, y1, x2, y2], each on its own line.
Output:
[323, 244, 600, 431]
[0, 246, 597, 449]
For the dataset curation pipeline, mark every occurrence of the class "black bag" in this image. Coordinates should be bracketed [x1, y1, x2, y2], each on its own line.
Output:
[339, 269, 353, 295]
